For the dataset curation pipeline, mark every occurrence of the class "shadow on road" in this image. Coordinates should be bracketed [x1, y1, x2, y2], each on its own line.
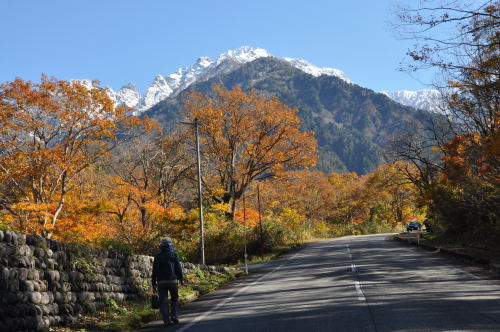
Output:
[137, 234, 500, 332]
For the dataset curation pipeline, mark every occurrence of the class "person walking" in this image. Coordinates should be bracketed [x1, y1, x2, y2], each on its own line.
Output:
[152, 237, 184, 326]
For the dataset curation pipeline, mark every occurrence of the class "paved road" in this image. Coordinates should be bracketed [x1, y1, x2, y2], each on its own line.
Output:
[138, 234, 500, 332]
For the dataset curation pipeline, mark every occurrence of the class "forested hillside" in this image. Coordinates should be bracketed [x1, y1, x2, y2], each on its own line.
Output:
[146, 57, 432, 174]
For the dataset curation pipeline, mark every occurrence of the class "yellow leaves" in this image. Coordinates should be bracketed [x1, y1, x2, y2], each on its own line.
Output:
[163, 206, 187, 221]
[328, 172, 358, 188]
[210, 202, 231, 213]
[9, 202, 55, 228]
[431, 146, 442, 154]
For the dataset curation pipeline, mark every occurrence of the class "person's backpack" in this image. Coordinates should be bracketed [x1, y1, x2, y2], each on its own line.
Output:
[158, 251, 178, 280]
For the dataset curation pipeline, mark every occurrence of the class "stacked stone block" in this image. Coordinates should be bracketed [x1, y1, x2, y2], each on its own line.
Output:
[0, 230, 231, 332]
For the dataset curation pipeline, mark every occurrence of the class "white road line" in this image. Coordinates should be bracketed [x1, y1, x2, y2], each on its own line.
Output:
[354, 280, 366, 301]
[176, 250, 303, 332]
[346, 244, 353, 260]
[346, 244, 366, 302]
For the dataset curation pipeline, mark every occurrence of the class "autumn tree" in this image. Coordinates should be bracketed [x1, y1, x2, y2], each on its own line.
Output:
[394, 1, 499, 243]
[103, 130, 195, 233]
[182, 84, 317, 219]
[0, 75, 155, 236]
[327, 172, 367, 225]
[45, 165, 117, 245]
[366, 162, 424, 227]
[259, 170, 335, 227]
[154, 130, 197, 208]
[395, 0, 498, 173]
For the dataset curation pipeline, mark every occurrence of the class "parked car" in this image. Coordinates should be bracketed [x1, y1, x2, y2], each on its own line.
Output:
[407, 221, 422, 232]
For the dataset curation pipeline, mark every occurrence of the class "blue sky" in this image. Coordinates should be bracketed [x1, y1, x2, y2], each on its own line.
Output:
[1, 0, 437, 93]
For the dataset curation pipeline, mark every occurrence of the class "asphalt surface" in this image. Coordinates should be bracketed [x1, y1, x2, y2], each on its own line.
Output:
[138, 234, 500, 332]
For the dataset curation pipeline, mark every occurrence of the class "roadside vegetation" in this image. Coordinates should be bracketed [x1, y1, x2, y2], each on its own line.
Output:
[0, 3, 496, 264]
[1, 3, 496, 332]
[50, 269, 242, 332]
[392, 0, 499, 251]
[0, 79, 425, 264]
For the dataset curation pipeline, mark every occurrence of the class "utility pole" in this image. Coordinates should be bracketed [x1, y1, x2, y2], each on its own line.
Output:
[243, 192, 248, 274]
[257, 183, 264, 259]
[255, 173, 273, 258]
[181, 118, 205, 265]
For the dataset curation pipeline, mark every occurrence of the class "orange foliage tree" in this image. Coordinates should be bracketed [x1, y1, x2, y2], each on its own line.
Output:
[328, 172, 367, 225]
[0, 75, 155, 236]
[395, 2, 499, 241]
[183, 84, 317, 219]
[259, 170, 335, 227]
[366, 162, 423, 226]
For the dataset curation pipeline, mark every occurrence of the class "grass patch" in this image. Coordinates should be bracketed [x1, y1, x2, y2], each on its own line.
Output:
[51, 298, 158, 332]
[51, 271, 242, 332]
[184, 269, 243, 296]
[228, 243, 303, 268]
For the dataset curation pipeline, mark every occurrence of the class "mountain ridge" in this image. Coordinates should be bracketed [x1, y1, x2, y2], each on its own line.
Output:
[144, 57, 431, 174]
[106, 46, 352, 112]
[74, 46, 442, 114]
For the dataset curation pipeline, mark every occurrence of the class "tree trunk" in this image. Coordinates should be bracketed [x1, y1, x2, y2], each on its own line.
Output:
[222, 194, 237, 221]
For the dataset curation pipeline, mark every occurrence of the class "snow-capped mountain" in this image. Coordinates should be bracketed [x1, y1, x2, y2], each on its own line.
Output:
[141, 76, 172, 110]
[107, 46, 351, 113]
[75, 48, 444, 115]
[106, 83, 141, 108]
[381, 89, 445, 113]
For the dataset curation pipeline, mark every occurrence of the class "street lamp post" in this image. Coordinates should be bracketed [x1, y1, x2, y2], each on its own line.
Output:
[180, 118, 205, 265]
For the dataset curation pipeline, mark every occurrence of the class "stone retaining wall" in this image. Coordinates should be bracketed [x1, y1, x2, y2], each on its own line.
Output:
[0, 230, 230, 332]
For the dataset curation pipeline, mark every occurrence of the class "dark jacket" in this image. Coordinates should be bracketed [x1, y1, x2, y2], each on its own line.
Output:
[152, 247, 183, 286]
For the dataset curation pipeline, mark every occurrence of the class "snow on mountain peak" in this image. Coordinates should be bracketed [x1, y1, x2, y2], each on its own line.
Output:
[215, 46, 272, 65]
[152, 75, 167, 84]
[122, 83, 138, 91]
[283, 57, 352, 83]
[106, 82, 141, 108]
[73, 48, 444, 117]
[196, 56, 213, 67]
[141, 75, 173, 111]
[107, 46, 354, 112]
[381, 89, 445, 113]
[163, 55, 214, 95]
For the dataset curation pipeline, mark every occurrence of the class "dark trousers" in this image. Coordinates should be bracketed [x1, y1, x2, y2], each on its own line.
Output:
[158, 282, 179, 323]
